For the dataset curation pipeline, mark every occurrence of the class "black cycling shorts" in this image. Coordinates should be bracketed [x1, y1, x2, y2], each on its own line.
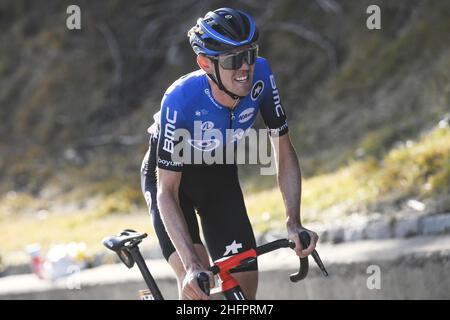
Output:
[140, 135, 257, 272]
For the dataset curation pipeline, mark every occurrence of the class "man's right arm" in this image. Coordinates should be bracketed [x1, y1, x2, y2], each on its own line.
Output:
[156, 169, 210, 300]
[156, 169, 201, 268]
[156, 92, 200, 267]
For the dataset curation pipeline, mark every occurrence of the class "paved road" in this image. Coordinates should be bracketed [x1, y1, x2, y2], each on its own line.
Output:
[1, 234, 449, 299]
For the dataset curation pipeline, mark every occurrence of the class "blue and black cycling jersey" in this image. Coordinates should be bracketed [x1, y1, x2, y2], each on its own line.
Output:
[156, 57, 289, 171]
[141, 57, 289, 266]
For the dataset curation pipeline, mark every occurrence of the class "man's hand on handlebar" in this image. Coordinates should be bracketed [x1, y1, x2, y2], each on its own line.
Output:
[182, 264, 214, 300]
[287, 225, 319, 258]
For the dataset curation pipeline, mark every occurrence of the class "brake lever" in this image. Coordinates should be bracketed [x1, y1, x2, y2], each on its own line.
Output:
[197, 272, 210, 296]
[290, 231, 328, 282]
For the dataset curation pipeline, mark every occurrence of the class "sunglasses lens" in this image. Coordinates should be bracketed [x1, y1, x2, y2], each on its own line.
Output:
[219, 46, 258, 70]
[219, 56, 237, 70]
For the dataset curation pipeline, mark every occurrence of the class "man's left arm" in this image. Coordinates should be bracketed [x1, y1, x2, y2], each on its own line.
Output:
[271, 133, 319, 258]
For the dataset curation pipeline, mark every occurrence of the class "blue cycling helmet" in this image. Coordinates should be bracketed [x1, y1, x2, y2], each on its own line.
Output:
[188, 8, 259, 99]
[188, 8, 259, 56]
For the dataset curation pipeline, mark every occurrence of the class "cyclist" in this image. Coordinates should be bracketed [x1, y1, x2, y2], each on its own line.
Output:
[141, 7, 319, 300]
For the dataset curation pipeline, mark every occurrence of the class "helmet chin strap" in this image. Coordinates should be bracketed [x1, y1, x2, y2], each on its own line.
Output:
[207, 60, 246, 100]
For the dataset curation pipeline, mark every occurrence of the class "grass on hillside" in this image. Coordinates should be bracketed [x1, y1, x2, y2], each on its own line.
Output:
[247, 125, 450, 232]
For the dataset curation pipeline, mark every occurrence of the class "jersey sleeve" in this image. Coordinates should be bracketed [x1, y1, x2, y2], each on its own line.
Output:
[156, 91, 186, 172]
[259, 59, 289, 137]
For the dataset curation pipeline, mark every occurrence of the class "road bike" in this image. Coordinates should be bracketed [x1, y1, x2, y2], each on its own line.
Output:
[102, 229, 328, 300]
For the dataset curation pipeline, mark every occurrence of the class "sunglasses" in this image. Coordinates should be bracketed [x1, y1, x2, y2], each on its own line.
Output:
[210, 45, 259, 70]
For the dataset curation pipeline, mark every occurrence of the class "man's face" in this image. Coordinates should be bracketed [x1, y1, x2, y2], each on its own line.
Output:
[200, 45, 257, 97]
[217, 45, 256, 97]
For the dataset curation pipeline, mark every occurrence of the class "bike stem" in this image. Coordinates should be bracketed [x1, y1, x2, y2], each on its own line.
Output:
[204, 240, 296, 300]
[213, 249, 257, 300]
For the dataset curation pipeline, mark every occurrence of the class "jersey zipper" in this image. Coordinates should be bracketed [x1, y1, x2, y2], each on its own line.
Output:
[229, 109, 235, 129]
[228, 98, 240, 129]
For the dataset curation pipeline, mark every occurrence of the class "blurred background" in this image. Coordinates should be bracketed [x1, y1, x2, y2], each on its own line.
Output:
[0, 0, 449, 299]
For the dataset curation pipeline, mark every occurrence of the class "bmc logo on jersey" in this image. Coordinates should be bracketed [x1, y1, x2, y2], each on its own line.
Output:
[251, 80, 264, 101]
[238, 108, 255, 123]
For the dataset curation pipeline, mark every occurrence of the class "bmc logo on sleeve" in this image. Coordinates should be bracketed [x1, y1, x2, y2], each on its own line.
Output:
[163, 107, 177, 154]
[269, 75, 284, 118]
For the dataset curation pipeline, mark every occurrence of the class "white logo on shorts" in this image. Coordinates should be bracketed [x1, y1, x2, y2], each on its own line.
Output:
[223, 240, 243, 256]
